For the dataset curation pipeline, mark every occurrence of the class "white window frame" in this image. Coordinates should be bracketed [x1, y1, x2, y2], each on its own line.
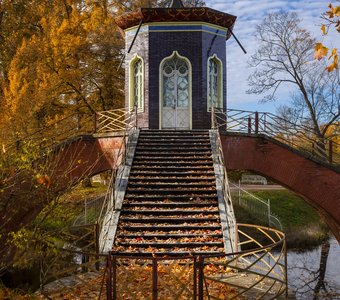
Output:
[129, 54, 144, 112]
[207, 54, 223, 111]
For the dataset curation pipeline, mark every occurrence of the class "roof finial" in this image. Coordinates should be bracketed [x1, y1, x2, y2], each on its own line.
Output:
[169, 0, 184, 8]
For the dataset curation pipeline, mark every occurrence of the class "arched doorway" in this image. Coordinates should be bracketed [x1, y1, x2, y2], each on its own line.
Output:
[159, 51, 192, 129]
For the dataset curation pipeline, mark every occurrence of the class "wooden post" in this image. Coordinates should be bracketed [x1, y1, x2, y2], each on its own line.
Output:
[152, 258, 158, 300]
[329, 140, 333, 163]
[255, 111, 259, 135]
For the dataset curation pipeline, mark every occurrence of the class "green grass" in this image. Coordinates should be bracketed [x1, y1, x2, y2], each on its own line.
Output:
[232, 189, 329, 249]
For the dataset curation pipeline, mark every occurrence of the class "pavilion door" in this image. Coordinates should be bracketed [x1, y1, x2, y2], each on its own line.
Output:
[161, 54, 190, 129]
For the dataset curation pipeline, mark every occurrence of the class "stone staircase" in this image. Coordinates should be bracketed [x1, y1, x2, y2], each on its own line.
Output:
[112, 130, 226, 256]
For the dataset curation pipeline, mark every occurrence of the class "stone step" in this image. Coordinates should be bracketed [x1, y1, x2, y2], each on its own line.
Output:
[126, 189, 216, 195]
[129, 171, 215, 177]
[110, 251, 223, 257]
[133, 156, 212, 161]
[120, 225, 222, 232]
[132, 161, 213, 166]
[115, 242, 224, 248]
[139, 130, 209, 135]
[120, 209, 219, 215]
[138, 138, 210, 142]
[123, 202, 217, 208]
[128, 177, 216, 183]
[134, 147, 211, 152]
[131, 165, 214, 171]
[124, 194, 218, 201]
[116, 233, 223, 239]
[134, 151, 212, 157]
[119, 216, 220, 223]
[127, 182, 215, 189]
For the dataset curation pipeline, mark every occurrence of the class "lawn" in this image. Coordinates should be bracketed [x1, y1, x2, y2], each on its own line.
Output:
[232, 189, 329, 249]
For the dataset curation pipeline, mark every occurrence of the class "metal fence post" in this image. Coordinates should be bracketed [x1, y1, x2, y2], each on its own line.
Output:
[193, 256, 197, 299]
[95, 223, 100, 271]
[211, 106, 215, 129]
[268, 199, 271, 227]
[248, 116, 251, 134]
[94, 112, 97, 133]
[255, 111, 259, 134]
[152, 258, 158, 300]
[112, 256, 117, 300]
[198, 256, 204, 300]
[106, 255, 112, 300]
[134, 105, 138, 129]
[329, 140, 333, 163]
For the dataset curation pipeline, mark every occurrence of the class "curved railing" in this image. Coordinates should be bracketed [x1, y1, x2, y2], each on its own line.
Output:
[39, 224, 286, 299]
[213, 108, 340, 165]
[105, 224, 287, 300]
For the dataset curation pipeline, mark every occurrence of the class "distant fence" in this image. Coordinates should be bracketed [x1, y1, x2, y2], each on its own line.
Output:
[73, 194, 106, 227]
[231, 182, 283, 230]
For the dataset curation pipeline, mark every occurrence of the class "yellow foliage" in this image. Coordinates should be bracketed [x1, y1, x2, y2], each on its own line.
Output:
[314, 43, 329, 60]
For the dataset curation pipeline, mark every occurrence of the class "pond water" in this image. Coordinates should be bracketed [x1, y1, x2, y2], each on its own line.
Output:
[287, 237, 340, 299]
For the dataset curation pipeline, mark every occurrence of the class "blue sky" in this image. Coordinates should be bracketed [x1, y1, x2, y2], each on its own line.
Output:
[205, 0, 340, 113]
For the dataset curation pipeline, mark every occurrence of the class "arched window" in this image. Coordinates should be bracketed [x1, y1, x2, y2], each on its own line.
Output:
[129, 55, 144, 111]
[207, 55, 223, 111]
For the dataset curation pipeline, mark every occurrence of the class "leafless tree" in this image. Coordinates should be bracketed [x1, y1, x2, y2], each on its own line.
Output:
[247, 12, 340, 150]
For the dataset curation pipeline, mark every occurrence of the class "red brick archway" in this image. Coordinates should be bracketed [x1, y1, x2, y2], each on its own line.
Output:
[220, 133, 340, 243]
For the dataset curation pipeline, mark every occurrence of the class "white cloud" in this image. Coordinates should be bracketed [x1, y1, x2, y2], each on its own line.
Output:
[205, 0, 340, 113]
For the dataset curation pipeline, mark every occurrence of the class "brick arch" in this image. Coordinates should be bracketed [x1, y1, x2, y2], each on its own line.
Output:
[221, 133, 340, 243]
[0, 135, 124, 254]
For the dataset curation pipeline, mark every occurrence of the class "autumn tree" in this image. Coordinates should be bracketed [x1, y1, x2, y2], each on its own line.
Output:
[0, 0, 125, 146]
[247, 12, 340, 154]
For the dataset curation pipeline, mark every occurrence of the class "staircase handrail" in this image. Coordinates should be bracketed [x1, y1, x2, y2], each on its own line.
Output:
[211, 107, 237, 252]
[96, 107, 138, 251]
[212, 108, 339, 164]
[95, 107, 137, 133]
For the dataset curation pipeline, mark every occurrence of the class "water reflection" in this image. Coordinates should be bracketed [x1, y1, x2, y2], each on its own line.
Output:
[287, 237, 340, 299]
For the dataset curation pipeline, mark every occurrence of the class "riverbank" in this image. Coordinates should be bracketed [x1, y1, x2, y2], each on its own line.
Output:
[232, 188, 329, 249]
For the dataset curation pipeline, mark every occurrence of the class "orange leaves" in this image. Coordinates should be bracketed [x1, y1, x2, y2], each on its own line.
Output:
[36, 174, 52, 188]
[327, 4, 340, 19]
[326, 48, 339, 72]
[317, 3, 340, 71]
[314, 43, 329, 60]
[314, 42, 338, 72]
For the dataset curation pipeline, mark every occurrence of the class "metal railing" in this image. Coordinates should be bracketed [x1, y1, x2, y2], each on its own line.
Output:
[2, 112, 95, 155]
[104, 224, 287, 300]
[212, 108, 340, 165]
[211, 107, 237, 253]
[95, 107, 137, 133]
[97, 109, 138, 252]
[73, 194, 106, 227]
[231, 182, 283, 230]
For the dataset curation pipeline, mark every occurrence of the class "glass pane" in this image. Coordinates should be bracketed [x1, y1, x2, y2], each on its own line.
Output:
[133, 59, 143, 109]
[208, 59, 221, 109]
[163, 53, 189, 109]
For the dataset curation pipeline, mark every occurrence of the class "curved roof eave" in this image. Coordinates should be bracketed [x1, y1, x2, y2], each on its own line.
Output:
[115, 7, 237, 40]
